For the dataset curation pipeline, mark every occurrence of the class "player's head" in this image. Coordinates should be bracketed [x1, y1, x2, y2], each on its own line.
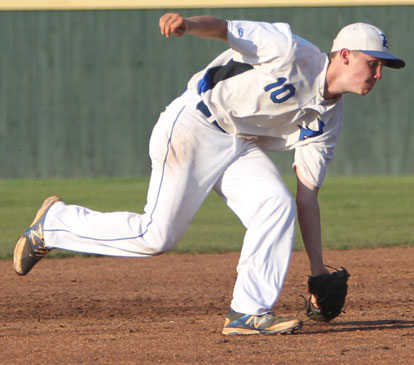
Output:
[327, 23, 405, 96]
[331, 23, 405, 69]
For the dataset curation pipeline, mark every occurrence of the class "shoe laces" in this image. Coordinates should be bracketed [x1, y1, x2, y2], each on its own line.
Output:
[31, 246, 49, 258]
[245, 313, 274, 329]
[28, 226, 49, 257]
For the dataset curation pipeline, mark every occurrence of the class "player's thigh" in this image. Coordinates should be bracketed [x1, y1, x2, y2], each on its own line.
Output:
[145, 100, 236, 246]
[214, 144, 294, 227]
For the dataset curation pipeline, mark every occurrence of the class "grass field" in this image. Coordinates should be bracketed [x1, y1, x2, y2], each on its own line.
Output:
[1, 176, 413, 259]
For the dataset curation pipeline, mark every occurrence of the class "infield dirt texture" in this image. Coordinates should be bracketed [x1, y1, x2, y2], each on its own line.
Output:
[2, 246, 414, 364]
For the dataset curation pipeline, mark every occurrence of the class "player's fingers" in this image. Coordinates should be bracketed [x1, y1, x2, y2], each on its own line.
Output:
[159, 13, 171, 35]
[310, 294, 319, 308]
[159, 12, 186, 38]
[159, 13, 174, 37]
[165, 14, 185, 37]
[159, 13, 173, 36]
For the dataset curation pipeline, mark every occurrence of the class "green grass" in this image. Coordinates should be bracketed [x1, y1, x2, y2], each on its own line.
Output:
[1, 176, 413, 259]
[318, 176, 414, 249]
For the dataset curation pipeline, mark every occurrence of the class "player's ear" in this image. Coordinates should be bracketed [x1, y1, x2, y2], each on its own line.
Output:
[338, 49, 351, 65]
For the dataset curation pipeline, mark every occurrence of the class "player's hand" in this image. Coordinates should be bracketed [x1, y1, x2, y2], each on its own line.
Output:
[311, 265, 330, 277]
[159, 13, 187, 38]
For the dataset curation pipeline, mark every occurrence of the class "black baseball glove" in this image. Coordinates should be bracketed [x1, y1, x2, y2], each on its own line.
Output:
[304, 267, 350, 322]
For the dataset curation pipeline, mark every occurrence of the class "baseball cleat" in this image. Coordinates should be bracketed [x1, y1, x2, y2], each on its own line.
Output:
[13, 196, 62, 276]
[222, 308, 302, 335]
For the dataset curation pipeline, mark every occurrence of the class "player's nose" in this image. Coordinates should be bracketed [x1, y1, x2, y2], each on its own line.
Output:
[374, 64, 383, 80]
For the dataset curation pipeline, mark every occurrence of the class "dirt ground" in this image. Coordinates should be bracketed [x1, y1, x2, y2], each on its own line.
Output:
[2, 246, 414, 364]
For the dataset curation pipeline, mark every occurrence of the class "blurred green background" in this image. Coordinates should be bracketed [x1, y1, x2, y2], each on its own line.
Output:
[0, 6, 412, 178]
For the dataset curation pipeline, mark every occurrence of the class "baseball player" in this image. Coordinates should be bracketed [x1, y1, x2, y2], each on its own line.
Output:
[13, 13, 404, 335]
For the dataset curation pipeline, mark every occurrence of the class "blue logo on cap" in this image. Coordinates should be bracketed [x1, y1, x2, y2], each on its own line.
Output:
[380, 34, 389, 48]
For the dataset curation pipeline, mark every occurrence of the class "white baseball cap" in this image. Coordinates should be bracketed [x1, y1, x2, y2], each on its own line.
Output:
[331, 23, 405, 69]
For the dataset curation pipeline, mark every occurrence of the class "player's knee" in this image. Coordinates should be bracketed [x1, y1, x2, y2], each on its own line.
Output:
[285, 193, 296, 215]
[263, 191, 296, 223]
[277, 193, 296, 218]
[146, 235, 179, 255]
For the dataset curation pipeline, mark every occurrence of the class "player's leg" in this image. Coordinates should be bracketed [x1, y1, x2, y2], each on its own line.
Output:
[16, 93, 236, 265]
[214, 141, 296, 316]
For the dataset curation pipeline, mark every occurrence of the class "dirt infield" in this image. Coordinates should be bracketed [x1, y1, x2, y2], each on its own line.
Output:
[2, 246, 414, 364]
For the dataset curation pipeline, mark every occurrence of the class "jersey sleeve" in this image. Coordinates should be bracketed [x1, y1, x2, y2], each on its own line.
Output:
[292, 101, 344, 188]
[293, 143, 336, 188]
[227, 20, 292, 64]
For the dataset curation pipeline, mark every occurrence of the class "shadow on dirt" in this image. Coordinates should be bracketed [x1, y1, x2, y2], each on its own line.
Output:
[301, 319, 414, 334]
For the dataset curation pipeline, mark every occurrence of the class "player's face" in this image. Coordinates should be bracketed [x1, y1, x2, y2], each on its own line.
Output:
[348, 52, 385, 95]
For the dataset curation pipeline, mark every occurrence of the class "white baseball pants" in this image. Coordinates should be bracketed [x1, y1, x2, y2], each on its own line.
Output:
[44, 90, 296, 316]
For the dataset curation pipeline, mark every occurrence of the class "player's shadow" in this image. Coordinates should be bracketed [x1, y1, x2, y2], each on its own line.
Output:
[300, 319, 414, 334]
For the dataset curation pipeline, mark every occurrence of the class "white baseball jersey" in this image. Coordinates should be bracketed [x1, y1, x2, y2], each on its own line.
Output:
[188, 20, 344, 187]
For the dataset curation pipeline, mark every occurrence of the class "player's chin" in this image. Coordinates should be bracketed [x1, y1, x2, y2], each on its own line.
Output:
[352, 80, 376, 96]
[359, 84, 375, 95]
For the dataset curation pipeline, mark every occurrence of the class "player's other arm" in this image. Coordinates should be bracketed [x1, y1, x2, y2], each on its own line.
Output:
[295, 167, 329, 277]
[159, 12, 228, 42]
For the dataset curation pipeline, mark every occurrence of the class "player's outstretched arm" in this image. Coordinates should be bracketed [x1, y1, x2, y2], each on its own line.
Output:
[159, 13, 228, 42]
[295, 167, 329, 277]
